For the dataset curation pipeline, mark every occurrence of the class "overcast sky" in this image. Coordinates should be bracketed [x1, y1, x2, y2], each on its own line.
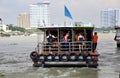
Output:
[0, 0, 120, 27]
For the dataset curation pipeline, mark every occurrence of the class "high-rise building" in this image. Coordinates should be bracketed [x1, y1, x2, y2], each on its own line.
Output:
[17, 12, 30, 29]
[30, 1, 50, 28]
[101, 8, 120, 27]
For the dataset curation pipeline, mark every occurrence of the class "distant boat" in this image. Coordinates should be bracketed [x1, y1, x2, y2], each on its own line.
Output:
[114, 26, 120, 47]
[112, 30, 116, 33]
[0, 32, 10, 37]
[29, 33, 37, 36]
[103, 30, 110, 33]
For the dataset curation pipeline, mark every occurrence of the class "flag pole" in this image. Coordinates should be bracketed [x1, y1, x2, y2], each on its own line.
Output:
[64, 0, 73, 26]
[64, 0, 67, 26]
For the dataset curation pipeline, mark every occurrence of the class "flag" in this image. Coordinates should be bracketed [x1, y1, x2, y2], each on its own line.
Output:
[64, 5, 73, 19]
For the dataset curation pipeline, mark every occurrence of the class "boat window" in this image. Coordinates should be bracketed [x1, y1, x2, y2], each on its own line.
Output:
[46, 30, 58, 42]
[86, 30, 92, 41]
[59, 30, 72, 42]
[74, 30, 84, 42]
[74, 29, 92, 41]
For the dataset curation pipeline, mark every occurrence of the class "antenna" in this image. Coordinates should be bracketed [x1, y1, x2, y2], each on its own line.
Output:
[43, 20, 46, 26]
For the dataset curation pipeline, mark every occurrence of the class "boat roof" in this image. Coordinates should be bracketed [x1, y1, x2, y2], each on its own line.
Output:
[38, 25, 94, 29]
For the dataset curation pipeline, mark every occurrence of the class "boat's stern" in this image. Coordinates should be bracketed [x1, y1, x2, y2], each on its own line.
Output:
[30, 42, 99, 68]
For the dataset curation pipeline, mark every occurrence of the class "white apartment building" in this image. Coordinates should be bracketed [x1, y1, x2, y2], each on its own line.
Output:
[30, 1, 50, 28]
[101, 8, 120, 27]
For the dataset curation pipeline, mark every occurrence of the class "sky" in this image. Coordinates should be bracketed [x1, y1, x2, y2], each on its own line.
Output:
[0, 0, 120, 27]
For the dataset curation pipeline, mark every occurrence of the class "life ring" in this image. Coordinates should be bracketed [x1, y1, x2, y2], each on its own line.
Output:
[39, 54, 45, 61]
[69, 53, 78, 61]
[30, 51, 39, 62]
[60, 54, 68, 61]
[46, 54, 53, 61]
[54, 54, 60, 61]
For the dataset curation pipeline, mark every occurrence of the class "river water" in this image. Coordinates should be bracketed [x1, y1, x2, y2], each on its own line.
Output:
[0, 33, 120, 78]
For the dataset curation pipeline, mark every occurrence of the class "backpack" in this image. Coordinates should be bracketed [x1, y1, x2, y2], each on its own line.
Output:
[79, 37, 83, 43]
[47, 35, 55, 42]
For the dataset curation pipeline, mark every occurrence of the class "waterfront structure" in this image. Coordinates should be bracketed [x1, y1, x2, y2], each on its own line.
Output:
[100, 8, 120, 27]
[0, 18, 7, 32]
[17, 13, 30, 29]
[30, 1, 50, 28]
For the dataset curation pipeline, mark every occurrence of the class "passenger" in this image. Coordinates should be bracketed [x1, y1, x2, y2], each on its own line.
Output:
[46, 33, 55, 53]
[47, 33, 55, 43]
[64, 32, 70, 42]
[77, 32, 85, 52]
[92, 32, 98, 52]
[63, 32, 70, 51]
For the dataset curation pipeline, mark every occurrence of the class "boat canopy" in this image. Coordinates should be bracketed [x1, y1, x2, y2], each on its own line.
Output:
[37, 25, 94, 44]
[38, 25, 94, 29]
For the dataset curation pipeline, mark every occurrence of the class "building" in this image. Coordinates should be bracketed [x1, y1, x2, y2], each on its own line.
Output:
[30, 1, 50, 28]
[0, 18, 7, 32]
[101, 8, 120, 27]
[17, 12, 30, 29]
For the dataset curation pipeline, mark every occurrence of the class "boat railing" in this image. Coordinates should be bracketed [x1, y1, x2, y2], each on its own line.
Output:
[37, 41, 93, 54]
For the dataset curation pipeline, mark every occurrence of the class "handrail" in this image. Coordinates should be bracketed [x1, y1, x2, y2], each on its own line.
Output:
[38, 41, 93, 53]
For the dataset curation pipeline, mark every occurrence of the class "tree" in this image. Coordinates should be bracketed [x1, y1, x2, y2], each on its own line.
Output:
[0, 29, 4, 32]
[7, 24, 26, 32]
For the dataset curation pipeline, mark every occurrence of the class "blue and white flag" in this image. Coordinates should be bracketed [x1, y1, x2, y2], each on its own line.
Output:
[64, 5, 73, 19]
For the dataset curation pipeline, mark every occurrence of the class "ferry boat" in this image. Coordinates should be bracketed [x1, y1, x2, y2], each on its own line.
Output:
[114, 26, 120, 47]
[30, 25, 99, 68]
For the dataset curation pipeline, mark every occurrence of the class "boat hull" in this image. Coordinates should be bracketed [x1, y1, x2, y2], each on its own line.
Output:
[30, 51, 99, 68]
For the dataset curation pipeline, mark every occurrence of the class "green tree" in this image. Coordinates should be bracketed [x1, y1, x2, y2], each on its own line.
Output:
[0, 29, 4, 32]
[7, 24, 26, 32]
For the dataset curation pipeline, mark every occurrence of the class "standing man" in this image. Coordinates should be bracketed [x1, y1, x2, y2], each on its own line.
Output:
[46, 33, 55, 53]
[92, 32, 98, 51]
[47, 33, 55, 43]
[78, 32, 85, 52]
